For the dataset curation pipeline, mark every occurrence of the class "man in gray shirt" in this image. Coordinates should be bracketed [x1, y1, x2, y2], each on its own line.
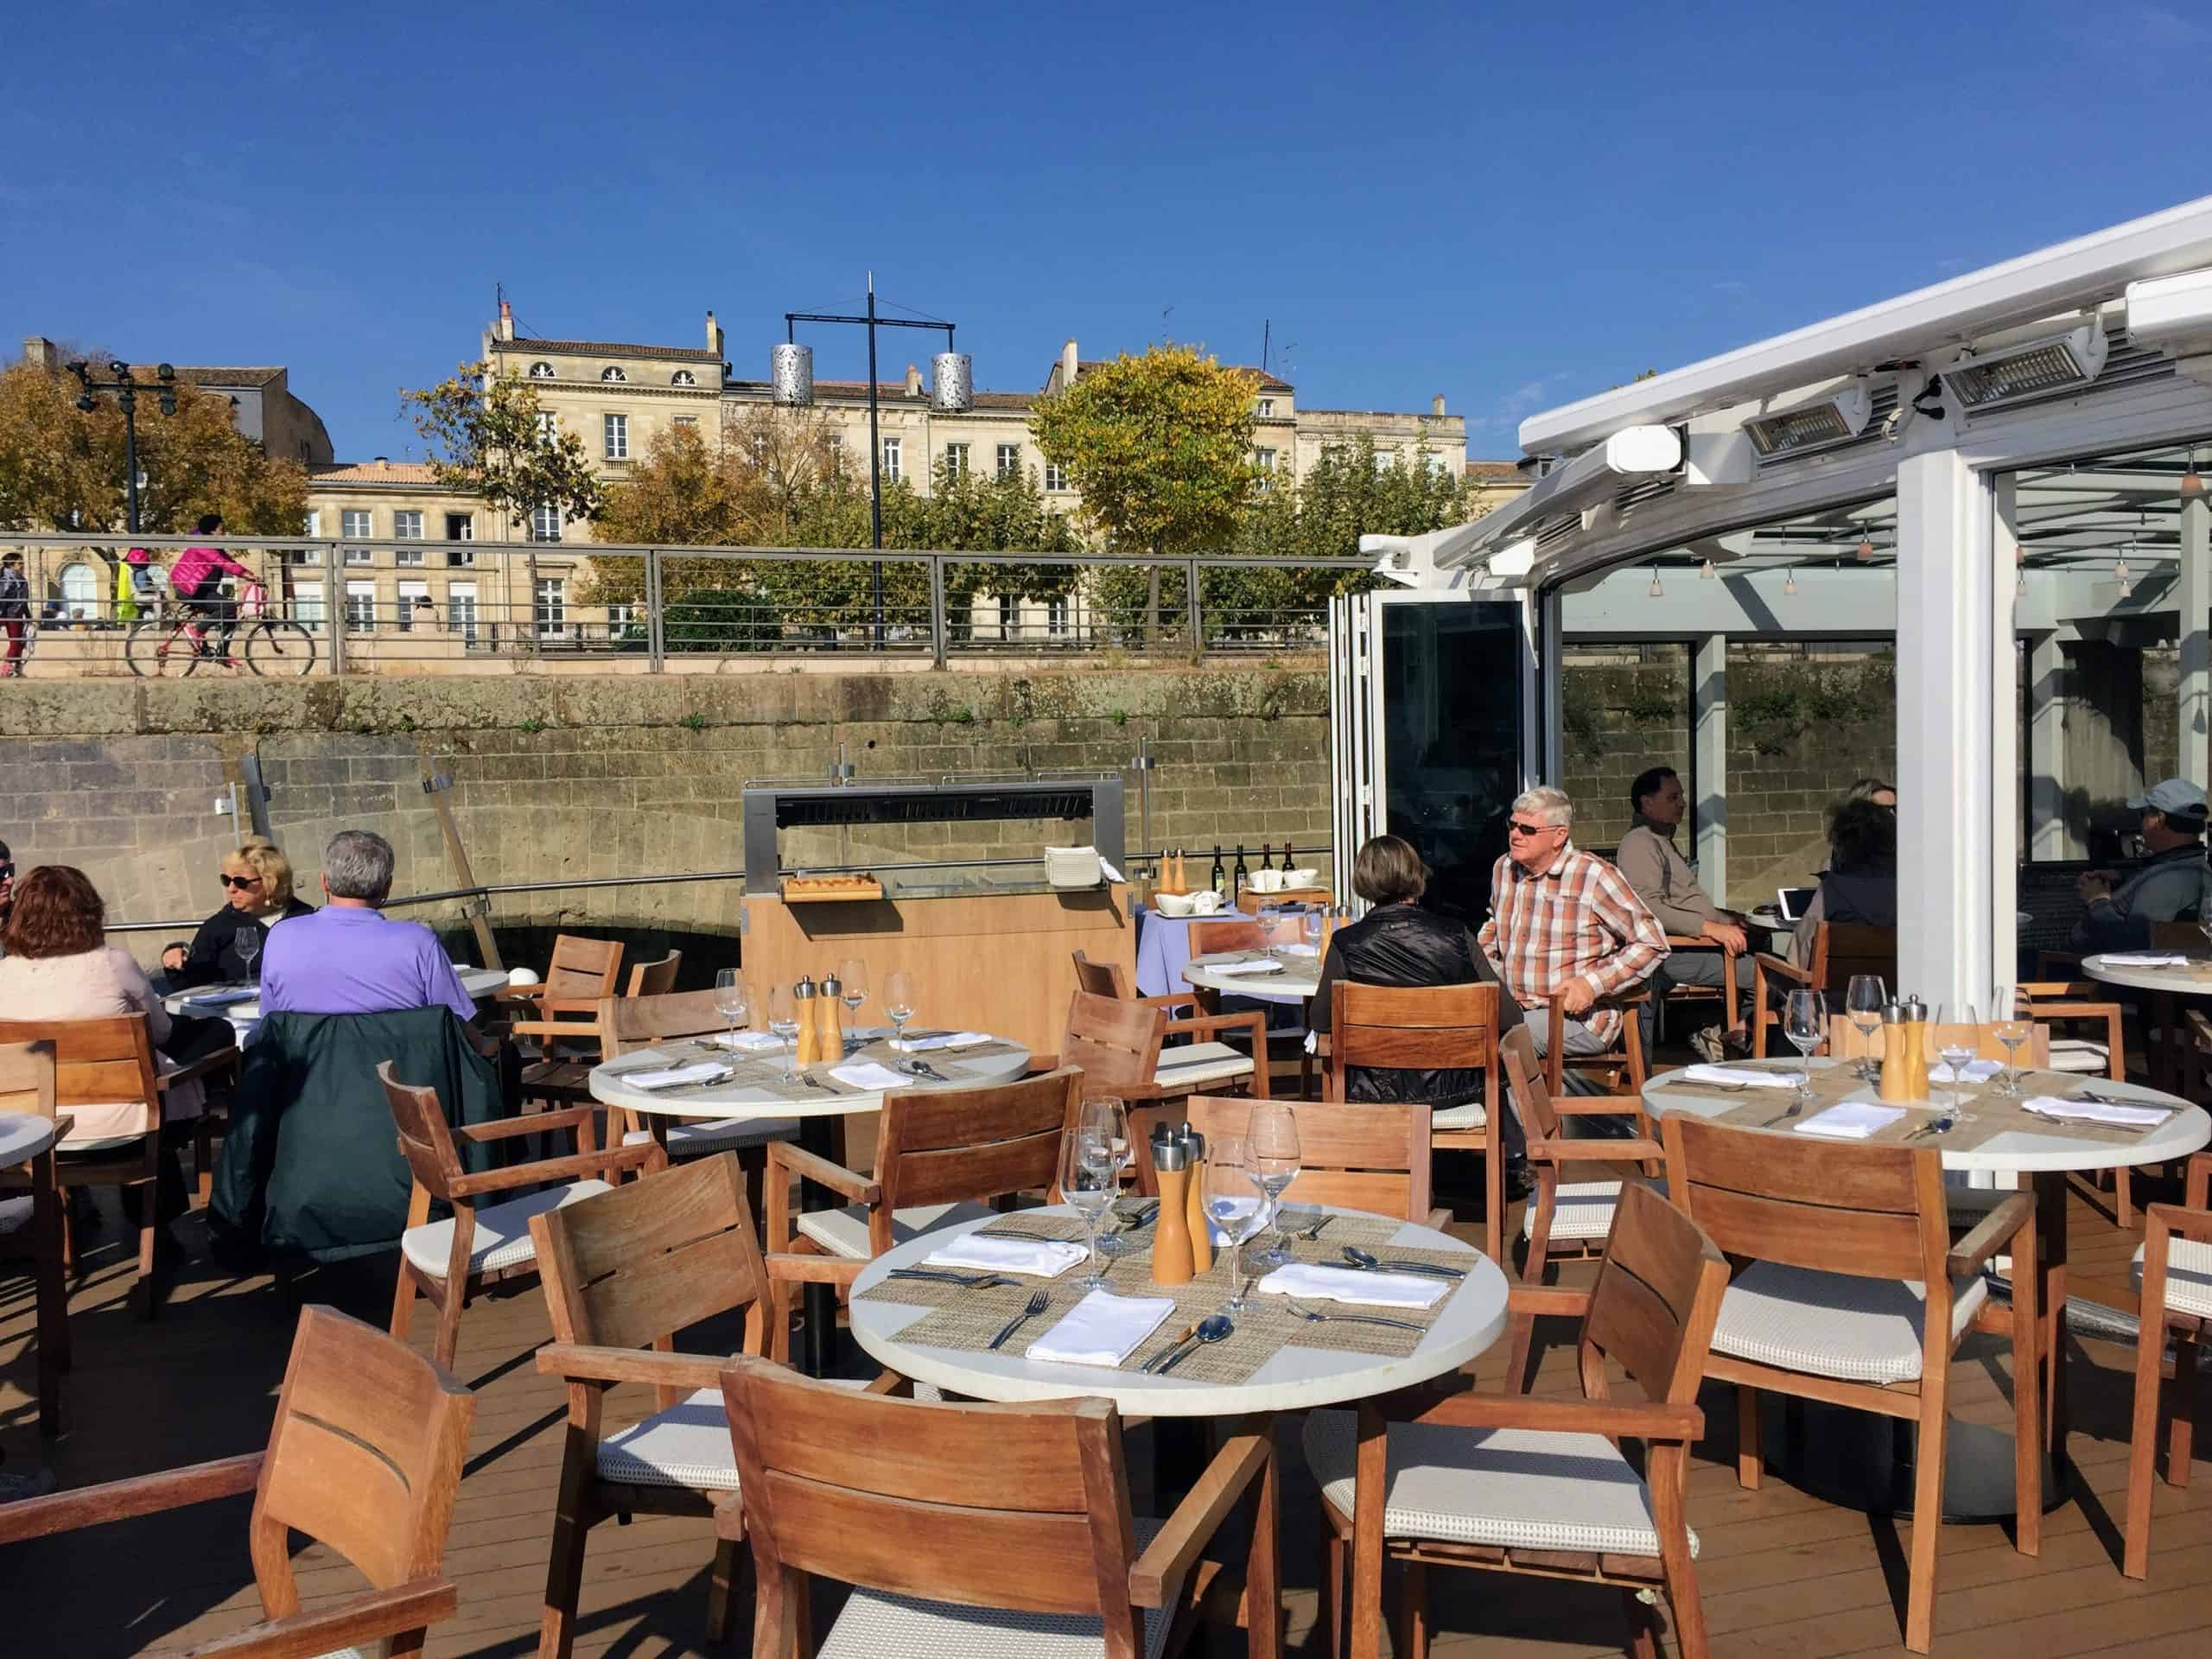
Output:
[2071, 779, 2210, 954]
[1616, 766, 1753, 1060]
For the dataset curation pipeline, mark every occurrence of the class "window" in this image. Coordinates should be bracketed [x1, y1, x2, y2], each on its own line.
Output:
[293, 580, 326, 630]
[534, 576, 567, 639]
[344, 580, 377, 631]
[393, 510, 423, 564]
[302, 509, 321, 537]
[607, 601, 639, 641]
[1255, 447, 1278, 490]
[1044, 461, 1066, 492]
[604, 413, 628, 460]
[529, 361, 555, 378]
[601, 366, 626, 382]
[671, 369, 697, 386]
[529, 504, 563, 543]
[397, 579, 429, 632]
[342, 509, 373, 562]
[996, 442, 1021, 480]
[444, 513, 475, 565]
[1047, 595, 1070, 638]
[827, 433, 845, 474]
[1373, 448, 1396, 474]
[1256, 398, 1274, 418]
[881, 437, 901, 482]
[447, 581, 479, 645]
[944, 442, 969, 479]
[673, 414, 698, 428]
[284, 547, 319, 566]
[58, 562, 99, 620]
[536, 410, 558, 441]
[1424, 450, 1450, 477]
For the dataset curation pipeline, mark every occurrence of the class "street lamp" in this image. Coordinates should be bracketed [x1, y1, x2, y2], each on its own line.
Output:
[70, 359, 177, 535]
[774, 275, 970, 640]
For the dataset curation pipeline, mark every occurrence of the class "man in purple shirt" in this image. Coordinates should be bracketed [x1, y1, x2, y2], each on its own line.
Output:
[260, 830, 479, 1025]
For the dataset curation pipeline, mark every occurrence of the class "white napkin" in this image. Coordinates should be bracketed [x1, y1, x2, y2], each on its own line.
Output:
[1200, 956, 1287, 977]
[1280, 942, 1320, 958]
[1255, 1262, 1448, 1310]
[897, 1030, 991, 1052]
[1681, 1064, 1803, 1090]
[1026, 1288, 1175, 1366]
[713, 1031, 786, 1053]
[1929, 1059, 2002, 1083]
[830, 1061, 914, 1092]
[1795, 1103, 1907, 1140]
[2020, 1095, 2172, 1128]
[2099, 952, 2190, 967]
[925, 1233, 1088, 1277]
[620, 1062, 732, 1090]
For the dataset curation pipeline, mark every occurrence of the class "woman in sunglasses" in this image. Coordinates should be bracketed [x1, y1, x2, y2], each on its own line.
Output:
[161, 838, 315, 990]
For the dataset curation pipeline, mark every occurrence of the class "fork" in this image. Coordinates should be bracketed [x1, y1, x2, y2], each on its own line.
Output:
[1285, 1300, 1426, 1333]
[989, 1290, 1052, 1351]
[1294, 1211, 1331, 1242]
[1759, 1098, 1807, 1128]
[886, 1268, 1016, 1288]
[904, 1058, 951, 1083]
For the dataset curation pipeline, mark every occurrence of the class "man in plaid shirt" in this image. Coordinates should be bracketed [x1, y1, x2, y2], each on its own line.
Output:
[1478, 785, 1668, 1077]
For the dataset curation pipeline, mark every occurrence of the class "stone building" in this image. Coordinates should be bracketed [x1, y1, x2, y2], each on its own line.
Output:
[18, 337, 334, 466]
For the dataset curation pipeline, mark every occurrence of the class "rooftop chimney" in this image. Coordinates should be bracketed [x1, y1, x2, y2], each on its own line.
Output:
[706, 309, 723, 356]
[497, 299, 515, 342]
[904, 362, 922, 397]
[22, 336, 59, 371]
[1062, 339, 1078, 387]
[373, 456, 389, 469]
[1432, 393, 1446, 417]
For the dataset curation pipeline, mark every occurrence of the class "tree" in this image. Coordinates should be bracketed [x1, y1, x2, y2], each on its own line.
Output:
[401, 361, 602, 524]
[1030, 345, 1258, 645]
[0, 354, 306, 535]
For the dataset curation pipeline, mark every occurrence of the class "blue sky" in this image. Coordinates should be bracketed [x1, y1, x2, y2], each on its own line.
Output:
[5, 1, 2207, 461]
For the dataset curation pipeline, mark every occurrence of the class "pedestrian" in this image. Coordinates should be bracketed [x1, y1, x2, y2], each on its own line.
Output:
[0, 551, 29, 677]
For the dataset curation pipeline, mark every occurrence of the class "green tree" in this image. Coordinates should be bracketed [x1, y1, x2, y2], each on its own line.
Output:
[1030, 344, 1258, 645]
[400, 361, 602, 524]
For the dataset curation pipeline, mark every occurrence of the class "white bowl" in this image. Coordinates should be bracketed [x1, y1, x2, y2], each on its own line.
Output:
[1247, 868, 1281, 893]
[506, 967, 542, 987]
[1154, 891, 1198, 917]
[1285, 868, 1319, 888]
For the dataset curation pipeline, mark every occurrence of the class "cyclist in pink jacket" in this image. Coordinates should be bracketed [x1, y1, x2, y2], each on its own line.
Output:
[169, 514, 253, 657]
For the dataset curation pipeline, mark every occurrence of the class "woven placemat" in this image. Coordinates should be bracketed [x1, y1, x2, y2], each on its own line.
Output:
[857, 1209, 1474, 1385]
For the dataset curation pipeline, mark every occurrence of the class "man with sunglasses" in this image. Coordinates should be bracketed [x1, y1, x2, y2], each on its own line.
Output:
[1478, 785, 1668, 1084]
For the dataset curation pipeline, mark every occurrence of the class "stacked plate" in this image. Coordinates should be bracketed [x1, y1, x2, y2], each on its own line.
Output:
[1044, 845, 1104, 888]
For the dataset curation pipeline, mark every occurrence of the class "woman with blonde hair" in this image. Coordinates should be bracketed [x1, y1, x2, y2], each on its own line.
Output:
[162, 838, 315, 990]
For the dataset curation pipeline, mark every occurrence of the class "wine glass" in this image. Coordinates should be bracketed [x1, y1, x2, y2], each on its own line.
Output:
[883, 968, 917, 1051]
[234, 925, 261, 983]
[1782, 990, 1824, 1105]
[766, 985, 801, 1083]
[1845, 974, 1885, 1082]
[837, 956, 868, 1041]
[1246, 1103, 1303, 1268]
[714, 969, 749, 1049]
[1934, 1004, 1980, 1119]
[1991, 987, 2032, 1097]
[1081, 1097, 1135, 1268]
[1203, 1135, 1269, 1313]
[1302, 909, 1324, 950]
[1059, 1117, 1119, 1290]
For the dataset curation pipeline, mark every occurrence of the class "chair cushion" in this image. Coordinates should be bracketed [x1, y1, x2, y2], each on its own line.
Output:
[1300, 1408, 1692, 1559]
[1153, 1041, 1254, 1090]
[2133, 1237, 2212, 1320]
[1710, 1262, 1987, 1385]
[1431, 1102, 1486, 1131]
[795, 1199, 1000, 1261]
[399, 1179, 612, 1280]
[623, 1117, 800, 1154]
[817, 1516, 1170, 1659]
[1525, 1179, 1624, 1242]
[2046, 1039, 2110, 1076]
[597, 1377, 927, 1491]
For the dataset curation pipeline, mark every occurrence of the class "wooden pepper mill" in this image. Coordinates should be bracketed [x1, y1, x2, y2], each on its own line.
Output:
[816, 970, 845, 1059]
[1181, 1124, 1213, 1273]
[1148, 1130, 1196, 1287]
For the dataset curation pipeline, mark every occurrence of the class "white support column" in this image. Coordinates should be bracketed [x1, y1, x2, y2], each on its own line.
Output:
[2180, 493, 2210, 791]
[1991, 474, 2020, 989]
[1896, 449, 1997, 1007]
[2026, 632, 2075, 859]
[1536, 587, 1563, 787]
[1693, 632, 1729, 906]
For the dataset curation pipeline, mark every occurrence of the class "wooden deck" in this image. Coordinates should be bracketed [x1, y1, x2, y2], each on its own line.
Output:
[3, 1166, 2207, 1658]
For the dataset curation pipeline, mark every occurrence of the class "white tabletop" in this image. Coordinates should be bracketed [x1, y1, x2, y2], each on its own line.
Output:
[1643, 1058, 2211, 1175]
[850, 1205, 1508, 1417]
[163, 965, 510, 1023]
[0, 1113, 60, 1166]
[591, 1031, 1032, 1122]
[1183, 950, 1322, 1007]
[2081, 953, 2212, 996]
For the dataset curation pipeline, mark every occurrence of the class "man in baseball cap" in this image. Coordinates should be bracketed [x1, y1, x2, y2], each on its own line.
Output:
[2070, 778, 2210, 953]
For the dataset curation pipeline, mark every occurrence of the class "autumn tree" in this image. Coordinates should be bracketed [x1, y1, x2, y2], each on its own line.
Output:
[401, 361, 602, 524]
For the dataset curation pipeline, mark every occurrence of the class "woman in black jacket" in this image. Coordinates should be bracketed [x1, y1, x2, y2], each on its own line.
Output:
[162, 840, 315, 989]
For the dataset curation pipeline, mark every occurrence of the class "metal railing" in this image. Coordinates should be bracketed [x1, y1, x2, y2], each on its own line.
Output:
[1, 531, 1372, 677]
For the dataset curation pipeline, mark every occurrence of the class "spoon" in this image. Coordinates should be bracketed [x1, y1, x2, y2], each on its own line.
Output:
[1157, 1313, 1232, 1375]
[1341, 1243, 1465, 1280]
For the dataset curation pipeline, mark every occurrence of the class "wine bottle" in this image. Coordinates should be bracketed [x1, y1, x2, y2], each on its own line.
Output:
[1231, 843, 1249, 901]
[1260, 842, 1274, 878]
[1210, 843, 1226, 893]
[1280, 842, 1296, 873]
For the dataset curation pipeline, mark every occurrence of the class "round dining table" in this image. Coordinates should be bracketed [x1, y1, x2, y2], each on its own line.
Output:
[0, 1113, 66, 1436]
[1181, 950, 1323, 1008]
[2081, 950, 2212, 1092]
[590, 1029, 1031, 1376]
[1643, 1057, 2210, 1521]
[163, 965, 512, 1045]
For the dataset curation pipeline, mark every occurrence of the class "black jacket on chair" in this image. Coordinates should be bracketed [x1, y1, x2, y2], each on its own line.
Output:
[1310, 901, 1523, 1107]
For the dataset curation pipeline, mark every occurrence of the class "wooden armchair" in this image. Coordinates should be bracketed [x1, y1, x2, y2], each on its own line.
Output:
[1541, 985, 1651, 1099]
[721, 1354, 1281, 1659]
[0, 1012, 238, 1318]
[1061, 988, 1270, 1109]
[1157, 1094, 1445, 1230]
[1660, 1114, 2040, 1652]
[1325, 982, 1505, 1261]
[1078, 943, 1287, 1097]
[505, 944, 675, 1112]
[1304, 1184, 1727, 1659]
[380, 1059, 658, 1369]
[0, 1304, 474, 1658]
[1662, 931, 1743, 1035]
[2018, 977, 2139, 1222]
[2124, 1150, 2212, 1578]
[598, 986, 801, 1173]
[1749, 922, 1895, 1057]
[0, 1040, 67, 1433]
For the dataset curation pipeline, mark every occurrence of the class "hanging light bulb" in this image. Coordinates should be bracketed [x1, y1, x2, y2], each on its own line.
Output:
[2114, 514, 2139, 593]
[2017, 565, 2027, 597]
[1783, 569, 1798, 596]
[1647, 567, 1663, 598]
[1700, 558, 1716, 580]
[1855, 535, 1876, 562]
[2183, 448, 2205, 500]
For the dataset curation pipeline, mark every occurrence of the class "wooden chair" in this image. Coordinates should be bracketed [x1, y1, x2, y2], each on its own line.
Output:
[1325, 982, 1506, 1262]
[763, 1068, 1084, 1347]
[1659, 1115, 2040, 1651]
[508, 948, 677, 1112]
[1660, 932, 1743, 1037]
[1750, 922, 1895, 1057]
[1499, 1024, 1667, 1393]
[1303, 1183, 1728, 1659]
[0, 1040, 68, 1434]
[530, 1153, 834, 1658]
[2017, 978, 2137, 1221]
[720, 1352, 1279, 1659]
[2123, 1149, 2212, 1578]
[600, 986, 802, 1172]
[380, 1059, 658, 1370]
[0, 1304, 474, 1657]
[1160, 1094, 1445, 1229]
[0, 1013, 237, 1317]
[1075, 945, 1281, 1096]
[1059, 988, 1270, 1107]
[1538, 987, 1652, 1101]
[503, 932, 626, 1015]
[626, 948, 682, 996]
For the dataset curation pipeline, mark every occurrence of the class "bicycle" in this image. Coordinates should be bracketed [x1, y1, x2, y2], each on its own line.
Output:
[124, 582, 318, 677]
